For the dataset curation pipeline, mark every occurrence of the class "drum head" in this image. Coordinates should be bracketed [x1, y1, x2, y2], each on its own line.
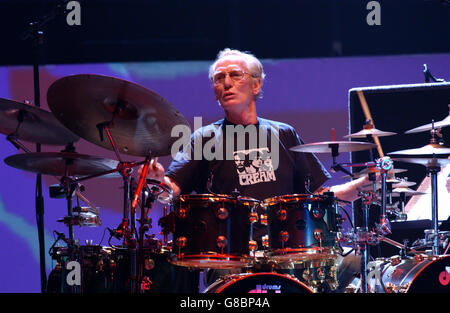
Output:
[205, 272, 313, 293]
[407, 255, 450, 293]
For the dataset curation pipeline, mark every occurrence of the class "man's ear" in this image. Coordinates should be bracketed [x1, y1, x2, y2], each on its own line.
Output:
[252, 78, 262, 97]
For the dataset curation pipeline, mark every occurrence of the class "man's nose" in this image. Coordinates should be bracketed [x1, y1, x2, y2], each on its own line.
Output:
[223, 74, 233, 88]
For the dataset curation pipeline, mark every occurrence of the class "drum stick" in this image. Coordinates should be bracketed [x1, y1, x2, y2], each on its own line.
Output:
[356, 90, 384, 157]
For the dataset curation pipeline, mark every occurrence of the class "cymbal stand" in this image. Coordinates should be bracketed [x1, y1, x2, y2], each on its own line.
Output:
[428, 163, 441, 255]
[376, 157, 393, 237]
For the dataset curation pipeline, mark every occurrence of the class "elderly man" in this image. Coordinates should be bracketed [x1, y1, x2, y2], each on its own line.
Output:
[145, 48, 368, 292]
[149, 48, 369, 202]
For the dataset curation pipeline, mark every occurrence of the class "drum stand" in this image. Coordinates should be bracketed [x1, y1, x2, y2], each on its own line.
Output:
[342, 157, 394, 293]
[96, 117, 167, 293]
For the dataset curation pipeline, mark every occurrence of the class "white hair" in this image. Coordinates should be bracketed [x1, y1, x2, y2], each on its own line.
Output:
[208, 48, 266, 99]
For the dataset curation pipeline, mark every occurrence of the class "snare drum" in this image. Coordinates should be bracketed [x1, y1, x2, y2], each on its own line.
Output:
[170, 194, 260, 269]
[262, 194, 339, 263]
[204, 272, 313, 293]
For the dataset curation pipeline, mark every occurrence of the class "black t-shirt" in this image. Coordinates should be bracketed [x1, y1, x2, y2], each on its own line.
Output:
[166, 117, 331, 200]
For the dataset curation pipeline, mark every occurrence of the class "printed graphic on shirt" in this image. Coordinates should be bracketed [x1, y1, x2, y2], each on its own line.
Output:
[234, 147, 277, 186]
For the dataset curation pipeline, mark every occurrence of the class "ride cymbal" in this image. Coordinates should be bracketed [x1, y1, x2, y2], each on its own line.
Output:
[47, 74, 190, 157]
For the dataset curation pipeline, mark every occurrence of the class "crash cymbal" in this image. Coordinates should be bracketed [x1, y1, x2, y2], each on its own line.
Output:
[4, 152, 120, 177]
[388, 143, 450, 156]
[391, 157, 450, 167]
[344, 128, 397, 139]
[290, 141, 377, 153]
[405, 109, 450, 134]
[47, 74, 190, 157]
[0, 97, 79, 145]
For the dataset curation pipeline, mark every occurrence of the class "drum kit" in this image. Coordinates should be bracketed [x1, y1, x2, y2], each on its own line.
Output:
[1, 74, 450, 294]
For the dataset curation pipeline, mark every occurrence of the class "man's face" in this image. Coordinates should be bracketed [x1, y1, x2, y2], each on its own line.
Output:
[212, 57, 261, 113]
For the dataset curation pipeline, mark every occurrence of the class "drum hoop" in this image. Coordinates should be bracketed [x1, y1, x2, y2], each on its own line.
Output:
[214, 272, 314, 293]
[262, 194, 322, 206]
[404, 254, 450, 292]
[267, 247, 337, 256]
[177, 194, 260, 205]
[175, 252, 250, 262]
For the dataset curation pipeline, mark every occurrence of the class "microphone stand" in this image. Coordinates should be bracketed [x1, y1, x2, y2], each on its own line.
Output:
[21, 0, 72, 294]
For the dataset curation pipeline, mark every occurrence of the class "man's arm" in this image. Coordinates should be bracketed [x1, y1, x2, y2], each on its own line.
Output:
[316, 175, 372, 203]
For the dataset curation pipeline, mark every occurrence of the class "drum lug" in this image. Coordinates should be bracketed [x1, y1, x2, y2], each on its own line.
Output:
[260, 214, 268, 226]
[176, 236, 187, 249]
[276, 209, 287, 221]
[176, 208, 187, 219]
[311, 207, 325, 219]
[248, 240, 258, 251]
[262, 235, 269, 248]
[248, 212, 258, 223]
[215, 207, 229, 220]
[216, 236, 228, 249]
[279, 231, 289, 243]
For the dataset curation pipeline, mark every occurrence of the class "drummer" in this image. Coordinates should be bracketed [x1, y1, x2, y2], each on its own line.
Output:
[147, 48, 371, 209]
[144, 48, 370, 292]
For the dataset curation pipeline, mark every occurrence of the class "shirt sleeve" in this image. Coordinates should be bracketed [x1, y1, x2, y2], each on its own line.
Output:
[166, 130, 209, 195]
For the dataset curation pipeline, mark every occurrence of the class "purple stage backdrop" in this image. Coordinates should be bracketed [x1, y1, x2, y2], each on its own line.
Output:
[1, 53, 450, 292]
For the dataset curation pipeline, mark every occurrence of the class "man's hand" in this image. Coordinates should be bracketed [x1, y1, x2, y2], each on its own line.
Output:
[138, 158, 165, 181]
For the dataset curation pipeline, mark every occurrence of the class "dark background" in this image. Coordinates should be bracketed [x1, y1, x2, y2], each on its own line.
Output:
[1, 0, 449, 66]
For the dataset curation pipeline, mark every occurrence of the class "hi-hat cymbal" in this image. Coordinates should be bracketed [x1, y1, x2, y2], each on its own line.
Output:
[405, 114, 450, 134]
[388, 143, 450, 156]
[345, 167, 408, 179]
[47, 74, 190, 157]
[344, 128, 397, 139]
[0, 97, 79, 145]
[4, 152, 120, 177]
[392, 180, 416, 188]
[290, 141, 377, 153]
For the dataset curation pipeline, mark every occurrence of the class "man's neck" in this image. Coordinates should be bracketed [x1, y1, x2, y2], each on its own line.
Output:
[224, 102, 258, 125]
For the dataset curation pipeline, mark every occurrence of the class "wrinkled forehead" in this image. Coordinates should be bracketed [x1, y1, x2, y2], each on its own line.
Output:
[213, 56, 249, 73]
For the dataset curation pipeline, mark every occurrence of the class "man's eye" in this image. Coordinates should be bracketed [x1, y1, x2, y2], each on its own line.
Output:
[214, 74, 225, 81]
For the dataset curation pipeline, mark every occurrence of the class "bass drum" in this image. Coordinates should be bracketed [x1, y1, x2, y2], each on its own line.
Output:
[204, 272, 313, 293]
[382, 255, 450, 293]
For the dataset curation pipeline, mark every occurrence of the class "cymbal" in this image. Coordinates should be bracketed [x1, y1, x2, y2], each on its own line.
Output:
[290, 141, 377, 153]
[405, 115, 450, 134]
[0, 97, 79, 145]
[388, 143, 450, 156]
[344, 128, 397, 139]
[4, 152, 120, 177]
[392, 180, 416, 188]
[47, 74, 190, 157]
[392, 157, 450, 167]
[392, 187, 427, 196]
[345, 167, 408, 179]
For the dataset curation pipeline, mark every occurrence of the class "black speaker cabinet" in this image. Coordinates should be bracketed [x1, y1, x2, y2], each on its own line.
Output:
[348, 82, 450, 231]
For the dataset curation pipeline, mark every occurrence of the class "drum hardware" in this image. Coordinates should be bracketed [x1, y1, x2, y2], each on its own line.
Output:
[389, 125, 450, 256]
